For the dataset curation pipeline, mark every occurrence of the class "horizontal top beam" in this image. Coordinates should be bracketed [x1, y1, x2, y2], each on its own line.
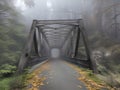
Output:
[40, 25, 73, 30]
[35, 19, 82, 26]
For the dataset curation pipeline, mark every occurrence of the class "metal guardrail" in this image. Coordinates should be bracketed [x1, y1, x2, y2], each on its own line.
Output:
[62, 56, 90, 68]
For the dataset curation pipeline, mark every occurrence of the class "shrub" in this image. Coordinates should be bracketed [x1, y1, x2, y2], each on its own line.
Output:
[0, 64, 16, 77]
[0, 78, 13, 90]
[9, 75, 26, 90]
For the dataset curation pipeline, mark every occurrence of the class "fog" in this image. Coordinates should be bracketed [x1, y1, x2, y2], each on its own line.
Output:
[1, 0, 120, 89]
[13, 0, 120, 57]
[14, 0, 120, 39]
[51, 48, 60, 58]
[17, 0, 120, 85]
[14, 0, 83, 24]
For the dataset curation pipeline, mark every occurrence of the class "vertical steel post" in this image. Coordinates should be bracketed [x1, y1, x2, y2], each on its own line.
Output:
[74, 26, 80, 57]
[33, 29, 39, 56]
[18, 20, 37, 73]
[37, 29, 42, 57]
[78, 20, 98, 73]
[72, 26, 78, 58]
[68, 32, 74, 57]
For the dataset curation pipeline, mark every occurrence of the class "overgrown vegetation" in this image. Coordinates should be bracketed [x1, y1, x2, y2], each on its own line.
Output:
[67, 62, 113, 90]
[0, 0, 26, 89]
[77, 30, 120, 88]
[0, 77, 12, 90]
[88, 32, 120, 88]
[0, 73, 30, 90]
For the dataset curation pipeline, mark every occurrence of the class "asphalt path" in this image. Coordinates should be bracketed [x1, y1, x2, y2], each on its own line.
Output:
[39, 59, 88, 90]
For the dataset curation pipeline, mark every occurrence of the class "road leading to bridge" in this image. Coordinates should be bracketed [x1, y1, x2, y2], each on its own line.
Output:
[27, 59, 88, 90]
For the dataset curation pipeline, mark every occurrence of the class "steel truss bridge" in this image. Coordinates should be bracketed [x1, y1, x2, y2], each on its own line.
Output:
[18, 19, 97, 73]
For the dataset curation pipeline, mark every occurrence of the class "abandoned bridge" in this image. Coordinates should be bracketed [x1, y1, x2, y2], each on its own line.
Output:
[18, 19, 98, 90]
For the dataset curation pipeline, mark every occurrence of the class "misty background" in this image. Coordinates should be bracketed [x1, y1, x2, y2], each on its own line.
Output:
[0, 0, 120, 89]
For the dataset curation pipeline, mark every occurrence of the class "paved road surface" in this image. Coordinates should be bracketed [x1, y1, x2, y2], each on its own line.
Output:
[39, 59, 88, 90]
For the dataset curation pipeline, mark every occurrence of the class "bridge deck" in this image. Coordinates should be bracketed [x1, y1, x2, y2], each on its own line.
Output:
[27, 59, 87, 90]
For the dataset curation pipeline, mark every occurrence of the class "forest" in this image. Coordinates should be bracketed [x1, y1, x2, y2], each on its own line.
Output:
[0, 0, 120, 90]
[0, 0, 26, 89]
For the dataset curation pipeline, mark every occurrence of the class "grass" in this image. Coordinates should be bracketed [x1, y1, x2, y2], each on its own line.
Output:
[0, 77, 13, 90]
[0, 67, 41, 90]
[0, 73, 29, 90]
[66, 61, 113, 89]
[75, 66, 117, 89]
[80, 68, 104, 84]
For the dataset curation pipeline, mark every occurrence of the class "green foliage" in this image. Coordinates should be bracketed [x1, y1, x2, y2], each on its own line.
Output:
[0, 23, 26, 66]
[0, 64, 16, 77]
[81, 68, 103, 84]
[0, 1, 27, 89]
[0, 74, 28, 90]
[0, 0, 26, 84]
[9, 75, 27, 90]
[0, 78, 12, 90]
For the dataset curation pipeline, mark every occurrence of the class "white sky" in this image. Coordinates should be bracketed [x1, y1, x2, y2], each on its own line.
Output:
[14, 0, 27, 11]
[47, 0, 52, 8]
[13, 0, 83, 24]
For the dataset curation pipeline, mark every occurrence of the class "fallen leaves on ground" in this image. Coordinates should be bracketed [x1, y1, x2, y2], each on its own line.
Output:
[65, 61, 115, 90]
[26, 61, 50, 90]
